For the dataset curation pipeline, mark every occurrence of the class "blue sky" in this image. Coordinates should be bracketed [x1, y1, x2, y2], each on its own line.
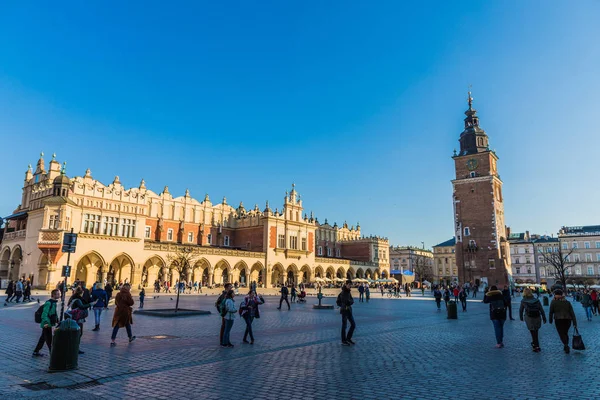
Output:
[1, 1, 599, 248]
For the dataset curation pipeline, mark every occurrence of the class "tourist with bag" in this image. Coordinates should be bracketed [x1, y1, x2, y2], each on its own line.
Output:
[239, 289, 264, 344]
[216, 283, 233, 346]
[221, 289, 237, 347]
[336, 280, 356, 346]
[110, 283, 136, 346]
[580, 289, 593, 321]
[68, 286, 92, 354]
[549, 289, 577, 354]
[483, 285, 508, 348]
[519, 288, 546, 352]
[32, 289, 60, 357]
[91, 282, 109, 331]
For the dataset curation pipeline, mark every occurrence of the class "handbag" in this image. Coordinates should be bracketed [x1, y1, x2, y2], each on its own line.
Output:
[572, 327, 585, 351]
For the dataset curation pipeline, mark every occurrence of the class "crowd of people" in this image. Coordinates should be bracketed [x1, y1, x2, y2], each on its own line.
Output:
[4, 278, 34, 304]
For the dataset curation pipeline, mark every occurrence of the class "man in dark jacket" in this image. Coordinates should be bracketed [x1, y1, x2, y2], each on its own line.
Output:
[277, 285, 290, 310]
[216, 283, 233, 346]
[358, 284, 365, 302]
[337, 280, 356, 346]
[104, 282, 113, 307]
[502, 285, 515, 320]
[483, 285, 508, 348]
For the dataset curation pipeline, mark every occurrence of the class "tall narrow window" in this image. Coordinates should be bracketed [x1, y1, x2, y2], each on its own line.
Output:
[301, 237, 307, 251]
[167, 228, 174, 241]
[318, 246, 323, 256]
[464, 227, 470, 236]
[224, 235, 230, 246]
[188, 232, 194, 243]
[278, 234, 285, 248]
[207, 234, 212, 245]
[289, 235, 298, 250]
[145, 226, 151, 239]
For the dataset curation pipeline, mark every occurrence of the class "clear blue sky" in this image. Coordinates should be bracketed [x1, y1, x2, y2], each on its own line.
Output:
[1, 2, 599, 248]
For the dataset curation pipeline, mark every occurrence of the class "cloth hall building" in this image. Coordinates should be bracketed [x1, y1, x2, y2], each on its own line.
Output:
[0, 153, 390, 289]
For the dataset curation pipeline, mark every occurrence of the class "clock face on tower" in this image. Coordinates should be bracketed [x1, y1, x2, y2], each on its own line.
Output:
[466, 159, 478, 171]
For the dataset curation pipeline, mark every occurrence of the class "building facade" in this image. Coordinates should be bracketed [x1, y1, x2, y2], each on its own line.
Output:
[432, 238, 457, 285]
[0, 153, 390, 289]
[557, 225, 600, 285]
[389, 245, 433, 282]
[452, 93, 511, 287]
[508, 232, 537, 284]
[533, 236, 559, 285]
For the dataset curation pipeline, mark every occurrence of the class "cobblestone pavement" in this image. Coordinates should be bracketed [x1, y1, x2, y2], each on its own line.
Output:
[2, 291, 599, 400]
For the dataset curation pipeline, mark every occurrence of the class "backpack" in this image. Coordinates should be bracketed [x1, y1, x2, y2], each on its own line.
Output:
[34, 304, 44, 323]
[491, 298, 506, 317]
[220, 298, 229, 317]
[525, 301, 540, 318]
[215, 293, 226, 314]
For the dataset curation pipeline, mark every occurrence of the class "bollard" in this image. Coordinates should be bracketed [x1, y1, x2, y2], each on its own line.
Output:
[49, 319, 81, 372]
[447, 300, 458, 319]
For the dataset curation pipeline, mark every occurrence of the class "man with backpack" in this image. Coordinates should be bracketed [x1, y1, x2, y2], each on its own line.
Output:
[33, 289, 60, 357]
[337, 280, 356, 346]
[216, 283, 233, 346]
[483, 285, 509, 348]
[277, 284, 290, 310]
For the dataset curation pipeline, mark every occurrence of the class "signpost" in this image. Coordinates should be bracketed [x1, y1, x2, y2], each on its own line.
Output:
[59, 229, 77, 322]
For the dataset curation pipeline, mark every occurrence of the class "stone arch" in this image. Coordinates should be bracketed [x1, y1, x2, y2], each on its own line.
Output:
[314, 265, 324, 278]
[346, 267, 355, 280]
[326, 266, 336, 279]
[9, 245, 22, 280]
[37, 253, 51, 289]
[271, 263, 284, 286]
[193, 258, 211, 285]
[336, 267, 345, 279]
[0, 246, 11, 280]
[286, 264, 298, 286]
[75, 251, 107, 287]
[108, 253, 135, 286]
[300, 264, 311, 283]
[356, 268, 364, 278]
[374, 269, 380, 280]
[142, 255, 166, 288]
[233, 260, 249, 285]
[214, 259, 232, 285]
[381, 270, 388, 278]
[250, 261, 264, 285]
[365, 268, 373, 279]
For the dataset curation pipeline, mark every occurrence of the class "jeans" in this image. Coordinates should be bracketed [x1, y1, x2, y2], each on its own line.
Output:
[222, 319, 234, 345]
[243, 314, 254, 341]
[359, 292, 364, 302]
[341, 312, 356, 342]
[111, 324, 132, 340]
[435, 299, 441, 309]
[220, 317, 225, 344]
[34, 327, 53, 353]
[94, 308, 103, 326]
[492, 319, 505, 344]
[529, 329, 540, 348]
[555, 319, 572, 345]
[460, 299, 467, 311]
[585, 306, 592, 320]
[278, 297, 290, 309]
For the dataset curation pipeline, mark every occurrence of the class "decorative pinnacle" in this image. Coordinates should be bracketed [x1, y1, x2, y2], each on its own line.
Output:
[40, 151, 44, 158]
[61, 161, 67, 175]
[467, 85, 473, 109]
[52, 153, 56, 161]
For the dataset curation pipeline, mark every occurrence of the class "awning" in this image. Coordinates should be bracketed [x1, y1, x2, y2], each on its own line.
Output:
[3, 211, 27, 220]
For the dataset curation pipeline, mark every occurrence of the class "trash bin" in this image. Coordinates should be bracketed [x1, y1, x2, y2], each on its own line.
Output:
[447, 300, 458, 319]
[543, 296, 549, 306]
[49, 319, 81, 372]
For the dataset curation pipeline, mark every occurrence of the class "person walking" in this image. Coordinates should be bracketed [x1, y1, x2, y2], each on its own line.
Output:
[240, 289, 264, 344]
[5, 280, 14, 303]
[110, 283, 136, 346]
[503, 285, 515, 320]
[519, 288, 546, 352]
[591, 289, 598, 316]
[453, 286, 460, 303]
[549, 289, 578, 353]
[581, 289, 593, 321]
[32, 289, 60, 357]
[443, 288, 451, 309]
[472, 285, 479, 299]
[459, 287, 468, 312]
[104, 282, 113, 308]
[336, 280, 356, 346]
[365, 285, 370, 303]
[14, 279, 24, 303]
[380, 285, 384, 297]
[483, 285, 508, 348]
[91, 283, 109, 331]
[277, 284, 290, 310]
[290, 285, 297, 303]
[139, 287, 145, 309]
[23, 281, 32, 302]
[216, 283, 233, 346]
[433, 287, 442, 311]
[358, 284, 365, 303]
[221, 289, 237, 347]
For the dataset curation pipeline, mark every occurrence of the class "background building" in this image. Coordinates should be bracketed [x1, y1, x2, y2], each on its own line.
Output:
[452, 93, 511, 287]
[389, 245, 433, 284]
[0, 153, 390, 289]
[508, 231, 537, 284]
[557, 225, 600, 286]
[432, 238, 457, 285]
[533, 236, 559, 285]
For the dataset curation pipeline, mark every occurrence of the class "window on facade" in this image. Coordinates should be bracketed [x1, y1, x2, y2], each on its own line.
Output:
[588, 266, 594, 275]
[585, 242, 591, 249]
[224, 235, 230, 246]
[301, 237, 307, 251]
[574, 254, 581, 262]
[278, 234, 285, 248]
[540, 268, 545, 277]
[538, 256, 544, 263]
[470, 171, 476, 178]
[597, 253, 600, 262]
[514, 258, 520, 264]
[49, 214, 59, 229]
[596, 242, 600, 249]
[464, 227, 470, 236]
[527, 267, 531, 274]
[207, 234, 212, 245]
[105, 217, 119, 236]
[336, 248, 341, 257]
[327, 247, 332, 257]
[289, 235, 298, 250]
[121, 219, 136, 238]
[575, 267, 581, 275]
[145, 226, 151, 239]
[572, 242, 578, 249]
[526, 259, 531, 264]
[546, 247, 552, 253]
[65, 216, 70, 230]
[585, 254, 592, 262]
[489, 259, 496, 269]
[167, 229, 174, 241]
[188, 232, 194, 243]
[515, 267, 521, 274]
[318, 246, 323, 256]
[562, 243, 568, 250]
[83, 214, 101, 234]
